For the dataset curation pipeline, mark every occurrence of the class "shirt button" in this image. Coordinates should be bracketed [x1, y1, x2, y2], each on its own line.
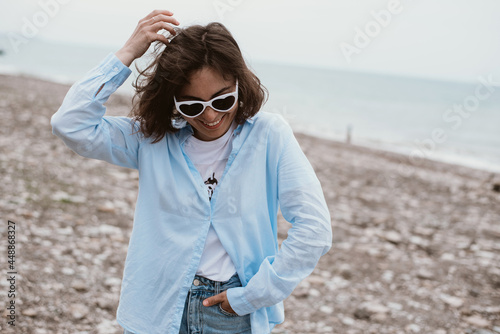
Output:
[113, 67, 119, 71]
[193, 279, 200, 286]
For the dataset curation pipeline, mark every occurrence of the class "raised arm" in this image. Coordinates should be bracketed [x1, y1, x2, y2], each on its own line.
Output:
[50, 10, 179, 169]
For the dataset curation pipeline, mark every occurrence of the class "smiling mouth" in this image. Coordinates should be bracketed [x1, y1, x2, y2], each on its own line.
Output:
[199, 114, 225, 128]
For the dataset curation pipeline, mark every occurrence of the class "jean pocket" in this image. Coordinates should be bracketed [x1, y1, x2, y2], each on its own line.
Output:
[218, 304, 239, 317]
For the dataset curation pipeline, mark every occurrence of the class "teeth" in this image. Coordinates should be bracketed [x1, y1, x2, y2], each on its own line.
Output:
[201, 117, 223, 127]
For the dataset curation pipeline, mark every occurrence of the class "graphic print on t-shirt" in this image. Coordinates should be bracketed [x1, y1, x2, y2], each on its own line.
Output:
[205, 172, 218, 200]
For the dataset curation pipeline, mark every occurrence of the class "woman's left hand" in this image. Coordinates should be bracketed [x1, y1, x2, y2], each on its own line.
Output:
[203, 290, 237, 314]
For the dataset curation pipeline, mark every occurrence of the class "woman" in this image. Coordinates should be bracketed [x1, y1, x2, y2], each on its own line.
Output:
[51, 9, 332, 334]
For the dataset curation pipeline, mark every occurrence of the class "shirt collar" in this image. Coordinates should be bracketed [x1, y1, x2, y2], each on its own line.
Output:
[176, 124, 194, 145]
[233, 114, 256, 135]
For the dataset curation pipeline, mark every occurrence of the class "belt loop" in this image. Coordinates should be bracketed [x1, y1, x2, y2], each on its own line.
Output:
[216, 280, 220, 295]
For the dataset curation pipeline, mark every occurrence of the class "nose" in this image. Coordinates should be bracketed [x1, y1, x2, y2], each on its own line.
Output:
[200, 107, 219, 122]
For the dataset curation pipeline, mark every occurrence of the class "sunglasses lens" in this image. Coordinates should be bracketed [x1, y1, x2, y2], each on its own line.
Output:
[212, 96, 236, 111]
[179, 103, 204, 117]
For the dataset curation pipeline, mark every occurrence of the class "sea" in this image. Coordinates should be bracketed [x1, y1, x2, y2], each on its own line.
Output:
[1, 36, 499, 174]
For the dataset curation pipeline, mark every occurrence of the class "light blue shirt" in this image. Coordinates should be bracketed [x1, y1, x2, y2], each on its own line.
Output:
[50, 53, 332, 334]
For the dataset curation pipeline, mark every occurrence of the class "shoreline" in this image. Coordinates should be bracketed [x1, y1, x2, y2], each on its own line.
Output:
[297, 127, 500, 175]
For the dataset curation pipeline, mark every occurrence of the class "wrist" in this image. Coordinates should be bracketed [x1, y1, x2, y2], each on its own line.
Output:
[115, 48, 136, 67]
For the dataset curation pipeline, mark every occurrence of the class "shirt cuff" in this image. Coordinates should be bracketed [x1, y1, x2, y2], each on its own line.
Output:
[226, 287, 256, 316]
[98, 52, 132, 86]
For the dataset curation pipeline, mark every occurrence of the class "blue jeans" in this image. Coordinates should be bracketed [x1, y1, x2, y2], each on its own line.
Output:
[123, 273, 251, 334]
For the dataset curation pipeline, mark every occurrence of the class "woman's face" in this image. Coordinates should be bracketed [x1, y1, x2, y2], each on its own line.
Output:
[177, 67, 238, 141]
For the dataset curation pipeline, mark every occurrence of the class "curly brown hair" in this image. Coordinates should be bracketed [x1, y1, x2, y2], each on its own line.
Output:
[129, 22, 268, 143]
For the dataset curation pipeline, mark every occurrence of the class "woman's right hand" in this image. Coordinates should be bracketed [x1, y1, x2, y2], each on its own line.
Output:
[115, 9, 180, 67]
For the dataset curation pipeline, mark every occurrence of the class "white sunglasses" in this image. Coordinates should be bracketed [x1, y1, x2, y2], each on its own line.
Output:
[174, 80, 239, 118]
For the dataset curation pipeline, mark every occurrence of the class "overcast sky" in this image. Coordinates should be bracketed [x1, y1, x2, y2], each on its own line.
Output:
[1, 0, 500, 83]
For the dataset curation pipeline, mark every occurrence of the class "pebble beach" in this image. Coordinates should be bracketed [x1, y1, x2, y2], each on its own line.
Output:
[0, 74, 499, 334]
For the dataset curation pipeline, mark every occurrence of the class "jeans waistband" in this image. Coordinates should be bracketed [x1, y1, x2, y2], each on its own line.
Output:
[191, 272, 241, 292]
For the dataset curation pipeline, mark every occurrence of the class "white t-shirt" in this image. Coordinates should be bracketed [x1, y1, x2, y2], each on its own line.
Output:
[183, 122, 237, 282]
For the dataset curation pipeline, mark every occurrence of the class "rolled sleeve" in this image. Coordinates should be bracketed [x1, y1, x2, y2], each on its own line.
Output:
[226, 286, 255, 315]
